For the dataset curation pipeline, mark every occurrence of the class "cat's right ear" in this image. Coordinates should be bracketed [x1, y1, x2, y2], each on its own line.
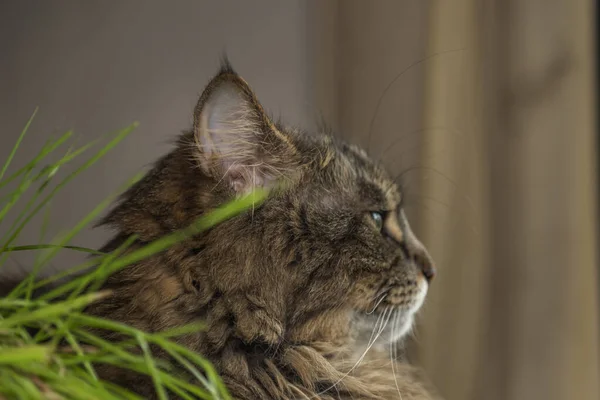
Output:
[192, 63, 300, 194]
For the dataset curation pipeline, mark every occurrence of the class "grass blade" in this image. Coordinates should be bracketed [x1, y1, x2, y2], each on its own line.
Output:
[0, 291, 109, 329]
[137, 332, 168, 400]
[0, 345, 51, 365]
[0, 108, 37, 181]
[0, 244, 103, 256]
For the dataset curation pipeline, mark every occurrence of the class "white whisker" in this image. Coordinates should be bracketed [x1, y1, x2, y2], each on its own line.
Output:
[311, 307, 393, 398]
[366, 307, 386, 348]
[366, 292, 387, 314]
[390, 311, 403, 399]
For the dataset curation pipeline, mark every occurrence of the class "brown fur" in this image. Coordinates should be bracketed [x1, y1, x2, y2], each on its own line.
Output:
[83, 61, 439, 399]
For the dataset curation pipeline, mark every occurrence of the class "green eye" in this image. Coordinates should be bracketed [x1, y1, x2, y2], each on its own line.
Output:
[370, 211, 384, 231]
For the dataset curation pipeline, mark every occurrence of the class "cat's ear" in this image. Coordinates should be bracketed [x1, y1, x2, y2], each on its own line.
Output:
[193, 63, 299, 194]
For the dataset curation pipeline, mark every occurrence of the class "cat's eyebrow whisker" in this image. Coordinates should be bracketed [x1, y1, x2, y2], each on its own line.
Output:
[377, 126, 466, 166]
[366, 47, 466, 154]
[391, 164, 481, 236]
[391, 164, 475, 213]
[403, 193, 452, 211]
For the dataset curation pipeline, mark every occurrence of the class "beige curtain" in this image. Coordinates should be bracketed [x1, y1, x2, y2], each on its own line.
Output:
[309, 1, 599, 399]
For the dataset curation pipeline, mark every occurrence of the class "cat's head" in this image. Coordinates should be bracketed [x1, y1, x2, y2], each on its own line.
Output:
[192, 62, 435, 345]
[102, 61, 435, 350]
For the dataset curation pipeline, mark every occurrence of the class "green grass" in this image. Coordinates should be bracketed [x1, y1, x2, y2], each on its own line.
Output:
[0, 111, 269, 399]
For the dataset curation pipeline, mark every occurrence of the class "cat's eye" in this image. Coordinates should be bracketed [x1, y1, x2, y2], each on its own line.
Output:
[370, 211, 384, 231]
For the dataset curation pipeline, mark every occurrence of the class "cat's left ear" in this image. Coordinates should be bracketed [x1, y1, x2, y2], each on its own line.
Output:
[193, 64, 300, 194]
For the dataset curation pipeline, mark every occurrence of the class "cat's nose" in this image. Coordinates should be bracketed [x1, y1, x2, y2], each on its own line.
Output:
[413, 246, 436, 282]
[397, 210, 436, 282]
[398, 234, 436, 282]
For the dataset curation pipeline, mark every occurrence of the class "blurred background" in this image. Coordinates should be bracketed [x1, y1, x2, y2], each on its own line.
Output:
[0, 1, 598, 399]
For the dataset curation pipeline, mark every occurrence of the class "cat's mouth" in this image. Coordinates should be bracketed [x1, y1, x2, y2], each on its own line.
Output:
[382, 276, 428, 312]
[355, 275, 429, 344]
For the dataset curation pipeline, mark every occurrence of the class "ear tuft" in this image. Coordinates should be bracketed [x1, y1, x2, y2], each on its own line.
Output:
[193, 66, 299, 194]
[218, 54, 235, 75]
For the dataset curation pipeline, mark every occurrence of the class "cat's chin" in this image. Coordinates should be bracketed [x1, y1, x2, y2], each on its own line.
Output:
[350, 312, 414, 362]
[354, 310, 414, 346]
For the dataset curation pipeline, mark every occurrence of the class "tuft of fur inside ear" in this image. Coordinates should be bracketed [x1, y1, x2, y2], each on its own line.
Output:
[193, 66, 299, 194]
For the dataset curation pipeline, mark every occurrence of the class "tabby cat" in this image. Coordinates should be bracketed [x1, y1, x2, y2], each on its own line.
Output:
[43, 62, 440, 399]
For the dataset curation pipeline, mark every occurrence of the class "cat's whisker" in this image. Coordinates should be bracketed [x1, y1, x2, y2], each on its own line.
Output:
[312, 306, 393, 398]
[390, 310, 403, 399]
[394, 322, 402, 366]
[366, 292, 387, 314]
[408, 316, 421, 344]
[370, 306, 391, 348]
[362, 306, 387, 361]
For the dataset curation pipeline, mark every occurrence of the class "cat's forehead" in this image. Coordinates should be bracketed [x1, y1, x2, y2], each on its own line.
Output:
[331, 141, 402, 207]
